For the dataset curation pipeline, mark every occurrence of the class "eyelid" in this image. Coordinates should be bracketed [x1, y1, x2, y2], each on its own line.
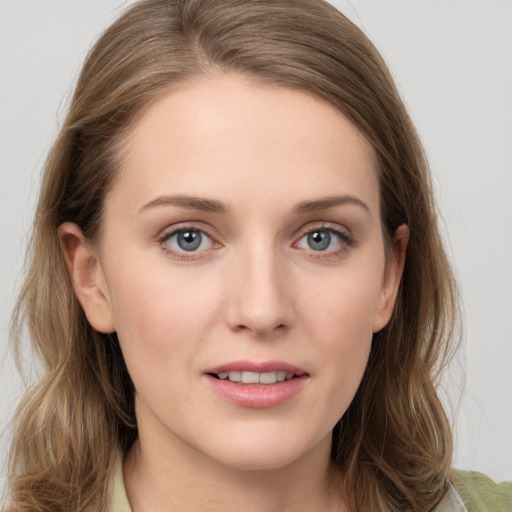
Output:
[294, 221, 353, 241]
[157, 223, 221, 260]
[292, 222, 356, 258]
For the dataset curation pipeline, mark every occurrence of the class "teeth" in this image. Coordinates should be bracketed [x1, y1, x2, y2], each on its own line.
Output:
[216, 370, 296, 384]
[242, 371, 259, 384]
[259, 371, 277, 384]
[227, 371, 241, 382]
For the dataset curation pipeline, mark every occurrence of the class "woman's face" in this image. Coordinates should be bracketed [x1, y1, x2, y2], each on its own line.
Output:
[66, 74, 405, 472]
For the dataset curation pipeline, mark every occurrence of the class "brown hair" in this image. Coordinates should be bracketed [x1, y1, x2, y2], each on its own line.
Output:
[7, 0, 459, 510]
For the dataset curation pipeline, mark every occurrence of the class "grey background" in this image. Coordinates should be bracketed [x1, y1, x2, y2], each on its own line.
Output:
[1, 0, 511, 493]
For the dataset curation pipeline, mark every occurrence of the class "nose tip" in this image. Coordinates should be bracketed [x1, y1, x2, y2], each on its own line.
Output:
[225, 252, 293, 337]
[231, 307, 288, 337]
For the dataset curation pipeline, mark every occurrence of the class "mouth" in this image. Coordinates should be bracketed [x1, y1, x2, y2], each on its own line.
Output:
[204, 363, 309, 408]
[208, 370, 299, 385]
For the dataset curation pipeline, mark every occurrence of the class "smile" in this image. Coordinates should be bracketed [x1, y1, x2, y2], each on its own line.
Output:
[212, 371, 296, 384]
[205, 361, 309, 408]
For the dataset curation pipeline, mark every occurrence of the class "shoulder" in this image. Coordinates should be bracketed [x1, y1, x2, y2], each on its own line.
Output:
[450, 469, 512, 512]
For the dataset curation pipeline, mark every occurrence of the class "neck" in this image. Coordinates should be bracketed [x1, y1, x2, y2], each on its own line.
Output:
[123, 433, 347, 512]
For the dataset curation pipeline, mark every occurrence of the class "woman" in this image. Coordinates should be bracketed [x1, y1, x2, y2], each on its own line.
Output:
[5, 0, 511, 511]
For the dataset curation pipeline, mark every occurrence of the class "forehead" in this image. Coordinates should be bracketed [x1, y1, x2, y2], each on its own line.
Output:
[113, 73, 379, 216]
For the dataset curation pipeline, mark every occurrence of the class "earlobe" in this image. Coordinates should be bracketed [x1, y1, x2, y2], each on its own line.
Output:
[58, 222, 116, 333]
[372, 224, 409, 333]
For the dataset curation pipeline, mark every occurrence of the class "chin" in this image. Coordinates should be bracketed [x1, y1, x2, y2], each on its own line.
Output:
[215, 453, 303, 473]
[220, 451, 297, 472]
[201, 429, 329, 473]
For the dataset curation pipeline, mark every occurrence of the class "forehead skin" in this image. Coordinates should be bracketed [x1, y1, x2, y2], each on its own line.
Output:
[108, 73, 380, 233]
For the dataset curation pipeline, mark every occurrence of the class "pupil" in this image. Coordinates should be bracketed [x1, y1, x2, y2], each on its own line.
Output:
[308, 230, 330, 251]
[177, 230, 202, 251]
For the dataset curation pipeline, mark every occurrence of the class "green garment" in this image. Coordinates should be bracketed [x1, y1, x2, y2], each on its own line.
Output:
[111, 466, 512, 511]
[112, 467, 132, 512]
[451, 470, 512, 512]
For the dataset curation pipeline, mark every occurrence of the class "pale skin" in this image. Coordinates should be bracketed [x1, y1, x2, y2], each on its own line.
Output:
[59, 74, 408, 512]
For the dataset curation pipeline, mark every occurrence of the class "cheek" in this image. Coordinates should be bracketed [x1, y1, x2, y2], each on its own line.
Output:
[104, 261, 222, 382]
[298, 265, 382, 402]
[300, 262, 383, 342]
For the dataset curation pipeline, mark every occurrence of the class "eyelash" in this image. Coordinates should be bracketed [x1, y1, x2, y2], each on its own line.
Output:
[157, 223, 355, 261]
[157, 224, 219, 261]
[293, 224, 355, 260]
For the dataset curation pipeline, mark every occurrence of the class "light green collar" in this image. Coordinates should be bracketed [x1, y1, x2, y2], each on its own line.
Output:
[111, 462, 132, 512]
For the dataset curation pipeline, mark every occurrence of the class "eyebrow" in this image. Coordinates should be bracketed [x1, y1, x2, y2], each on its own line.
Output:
[293, 195, 371, 214]
[138, 195, 229, 214]
[138, 194, 370, 215]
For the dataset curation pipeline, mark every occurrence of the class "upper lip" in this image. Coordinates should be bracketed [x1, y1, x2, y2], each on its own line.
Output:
[205, 360, 308, 376]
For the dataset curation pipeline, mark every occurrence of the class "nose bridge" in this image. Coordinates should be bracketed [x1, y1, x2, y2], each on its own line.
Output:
[226, 234, 292, 336]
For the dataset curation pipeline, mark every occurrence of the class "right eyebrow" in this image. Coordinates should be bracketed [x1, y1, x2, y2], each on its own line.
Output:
[138, 194, 229, 215]
[292, 195, 371, 215]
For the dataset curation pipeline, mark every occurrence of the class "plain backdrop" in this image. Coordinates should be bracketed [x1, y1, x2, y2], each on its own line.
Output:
[1, 0, 511, 494]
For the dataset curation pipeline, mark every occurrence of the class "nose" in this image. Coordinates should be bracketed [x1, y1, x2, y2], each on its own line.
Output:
[224, 242, 294, 337]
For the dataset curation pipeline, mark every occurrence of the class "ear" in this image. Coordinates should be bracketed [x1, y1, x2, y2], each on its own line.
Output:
[58, 222, 115, 333]
[372, 224, 409, 333]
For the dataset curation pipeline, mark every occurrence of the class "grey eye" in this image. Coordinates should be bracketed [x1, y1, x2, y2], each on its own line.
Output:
[176, 230, 202, 251]
[295, 227, 350, 254]
[307, 230, 331, 251]
[165, 229, 214, 253]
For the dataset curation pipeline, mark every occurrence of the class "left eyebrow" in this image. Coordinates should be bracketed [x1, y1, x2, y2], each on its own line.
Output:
[292, 195, 371, 215]
[138, 194, 229, 214]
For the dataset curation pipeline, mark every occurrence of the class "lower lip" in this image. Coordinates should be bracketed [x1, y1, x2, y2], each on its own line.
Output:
[205, 375, 308, 408]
